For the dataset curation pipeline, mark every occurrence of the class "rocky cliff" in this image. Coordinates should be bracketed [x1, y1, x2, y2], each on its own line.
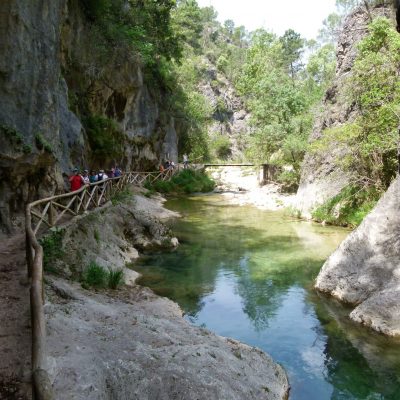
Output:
[198, 61, 251, 161]
[0, 0, 178, 233]
[315, 176, 400, 336]
[295, 3, 396, 218]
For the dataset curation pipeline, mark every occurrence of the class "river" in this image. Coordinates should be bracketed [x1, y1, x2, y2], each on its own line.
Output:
[134, 194, 400, 400]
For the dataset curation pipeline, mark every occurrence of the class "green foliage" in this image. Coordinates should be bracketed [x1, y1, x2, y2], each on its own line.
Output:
[35, 133, 52, 153]
[82, 262, 108, 288]
[108, 269, 124, 289]
[40, 229, 65, 273]
[313, 17, 399, 191]
[277, 170, 300, 193]
[111, 189, 133, 206]
[312, 185, 380, 227]
[1, 124, 33, 154]
[94, 229, 100, 243]
[83, 115, 125, 160]
[210, 135, 231, 160]
[145, 169, 215, 194]
[1, 124, 24, 144]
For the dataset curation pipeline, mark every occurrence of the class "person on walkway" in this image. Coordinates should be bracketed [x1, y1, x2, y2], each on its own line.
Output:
[82, 169, 90, 184]
[89, 170, 97, 183]
[69, 168, 84, 192]
[97, 169, 108, 181]
[109, 168, 115, 178]
[159, 164, 165, 173]
[164, 160, 171, 170]
[114, 166, 122, 177]
[183, 154, 189, 169]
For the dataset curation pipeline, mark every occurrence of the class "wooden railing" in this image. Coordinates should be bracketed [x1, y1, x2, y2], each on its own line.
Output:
[25, 168, 176, 399]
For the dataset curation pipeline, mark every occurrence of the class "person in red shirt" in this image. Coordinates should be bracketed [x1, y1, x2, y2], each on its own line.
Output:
[69, 168, 85, 192]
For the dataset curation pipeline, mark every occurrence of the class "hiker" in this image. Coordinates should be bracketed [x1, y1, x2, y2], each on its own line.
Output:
[183, 154, 189, 169]
[89, 170, 97, 183]
[82, 169, 90, 184]
[109, 168, 115, 178]
[170, 160, 175, 169]
[97, 169, 108, 181]
[164, 160, 171, 170]
[159, 164, 165, 173]
[114, 166, 122, 177]
[69, 168, 84, 192]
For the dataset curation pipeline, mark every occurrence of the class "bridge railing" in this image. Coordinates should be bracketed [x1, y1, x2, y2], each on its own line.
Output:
[25, 168, 176, 399]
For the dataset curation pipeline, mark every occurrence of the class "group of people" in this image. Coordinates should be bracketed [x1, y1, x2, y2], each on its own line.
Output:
[69, 167, 122, 192]
[158, 154, 189, 173]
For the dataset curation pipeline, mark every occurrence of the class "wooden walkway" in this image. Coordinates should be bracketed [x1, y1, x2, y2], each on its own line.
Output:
[25, 169, 177, 399]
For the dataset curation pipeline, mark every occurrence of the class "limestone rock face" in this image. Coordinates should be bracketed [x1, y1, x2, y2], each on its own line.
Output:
[0, 0, 178, 232]
[315, 176, 400, 336]
[296, 4, 395, 218]
[198, 62, 251, 161]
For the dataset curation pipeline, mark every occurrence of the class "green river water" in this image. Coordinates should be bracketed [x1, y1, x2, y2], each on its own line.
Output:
[134, 194, 400, 400]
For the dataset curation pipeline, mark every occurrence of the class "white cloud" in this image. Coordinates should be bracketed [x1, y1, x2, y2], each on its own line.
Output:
[196, 0, 337, 39]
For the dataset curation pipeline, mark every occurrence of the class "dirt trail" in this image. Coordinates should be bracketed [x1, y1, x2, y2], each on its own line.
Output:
[0, 233, 32, 399]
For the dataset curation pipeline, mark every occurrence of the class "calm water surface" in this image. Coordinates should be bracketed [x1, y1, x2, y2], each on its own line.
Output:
[134, 194, 400, 400]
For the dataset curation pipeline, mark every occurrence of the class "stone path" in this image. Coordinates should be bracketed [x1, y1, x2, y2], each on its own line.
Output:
[0, 233, 32, 399]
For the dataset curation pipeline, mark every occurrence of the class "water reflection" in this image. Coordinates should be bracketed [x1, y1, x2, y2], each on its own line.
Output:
[134, 194, 400, 400]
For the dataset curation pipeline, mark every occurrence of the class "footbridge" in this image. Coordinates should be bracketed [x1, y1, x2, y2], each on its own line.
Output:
[203, 163, 280, 184]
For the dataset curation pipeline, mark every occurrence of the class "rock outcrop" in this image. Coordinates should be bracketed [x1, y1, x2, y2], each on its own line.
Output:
[44, 191, 289, 399]
[296, 4, 396, 218]
[315, 176, 400, 336]
[0, 0, 178, 233]
[199, 62, 251, 161]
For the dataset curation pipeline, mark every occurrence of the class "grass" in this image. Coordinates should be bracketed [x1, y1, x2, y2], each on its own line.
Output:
[82, 262, 108, 288]
[111, 189, 133, 205]
[81, 262, 124, 290]
[312, 185, 380, 228]
[108, 269, 124, 289]
[40, 229, 65, 273]
[145, 169, 215, 194]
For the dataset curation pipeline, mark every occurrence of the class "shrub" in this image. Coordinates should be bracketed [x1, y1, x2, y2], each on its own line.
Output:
[146, 169, 215, 194]
[111, 189, 133, 206]
[312, 185, 380, 228]
[35, 133, 52, 153]
[277, 170, 299, 193]
[82, 262, 108, 288]
[108, 269, 124, 289]
[40, 229, 64, 273]
[211, 135, 231, 160]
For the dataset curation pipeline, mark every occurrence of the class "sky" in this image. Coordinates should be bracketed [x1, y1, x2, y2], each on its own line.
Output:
[196, 0, 337, 40]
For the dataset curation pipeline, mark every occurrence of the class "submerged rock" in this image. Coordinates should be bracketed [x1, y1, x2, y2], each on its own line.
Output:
[315, 177, 400, 336]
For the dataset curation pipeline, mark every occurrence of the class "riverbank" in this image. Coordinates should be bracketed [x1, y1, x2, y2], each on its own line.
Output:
[44, 187, 290, 399]
[209, 167, 296, 211]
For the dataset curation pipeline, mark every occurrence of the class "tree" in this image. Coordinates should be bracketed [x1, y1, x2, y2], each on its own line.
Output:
[279, 29, 304, 80]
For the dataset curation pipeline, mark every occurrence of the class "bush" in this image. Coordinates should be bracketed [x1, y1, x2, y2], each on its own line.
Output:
[82, 262, 108, 288]
[211, 135, 231, 160]
[111, 189, 133, 206]
[108, 269, 124, 289]
[312, 185, 380, 228]
[40, 229, 64, 273]
[35, 133, 52, 153]
[277, 170, 299, 193]
[145, 169, 215, 194]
